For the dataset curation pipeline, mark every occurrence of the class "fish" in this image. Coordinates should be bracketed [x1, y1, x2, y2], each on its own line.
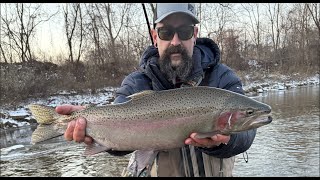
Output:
[28, 86, 272, 156]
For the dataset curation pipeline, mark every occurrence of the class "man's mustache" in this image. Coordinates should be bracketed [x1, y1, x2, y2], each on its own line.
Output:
[166, 45, 184, 54]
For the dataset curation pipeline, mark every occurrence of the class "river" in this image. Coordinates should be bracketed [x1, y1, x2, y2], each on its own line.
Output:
[0, 86, 319, 177]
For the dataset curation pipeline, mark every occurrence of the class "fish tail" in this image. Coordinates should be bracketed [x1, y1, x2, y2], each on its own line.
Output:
[28, 104, 58, 124]
[28, 104, 64, 144]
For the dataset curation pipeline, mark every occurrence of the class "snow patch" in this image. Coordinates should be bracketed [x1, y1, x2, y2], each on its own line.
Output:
[1, 144, 25, 155]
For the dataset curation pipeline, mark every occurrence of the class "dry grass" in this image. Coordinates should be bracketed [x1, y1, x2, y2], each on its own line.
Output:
[0, 61, 135, 107]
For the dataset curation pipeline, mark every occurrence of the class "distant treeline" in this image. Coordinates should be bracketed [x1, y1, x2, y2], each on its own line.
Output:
[0, 3, 319, 106]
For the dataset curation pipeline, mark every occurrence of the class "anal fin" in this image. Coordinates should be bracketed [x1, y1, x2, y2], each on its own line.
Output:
[84, 142, 110, 156]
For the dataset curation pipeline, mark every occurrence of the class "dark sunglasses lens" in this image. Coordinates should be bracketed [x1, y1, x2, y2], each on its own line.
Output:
[158, 27, 175, 41]
[157, 26, 194, 41]
[177, 26, 194, 40]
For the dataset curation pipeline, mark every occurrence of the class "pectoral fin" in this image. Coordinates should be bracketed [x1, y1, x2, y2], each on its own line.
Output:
[194, 131, 220, 139]
[124, 150, 159, 177]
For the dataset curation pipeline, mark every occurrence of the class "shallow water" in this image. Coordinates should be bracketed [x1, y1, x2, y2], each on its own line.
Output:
[0, 141, 130, 177]
[1, 86, 319, 177]
[233, 86, 319, 177]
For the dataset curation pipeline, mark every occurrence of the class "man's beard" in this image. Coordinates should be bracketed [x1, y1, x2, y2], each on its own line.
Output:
[158, 45, 193, 83]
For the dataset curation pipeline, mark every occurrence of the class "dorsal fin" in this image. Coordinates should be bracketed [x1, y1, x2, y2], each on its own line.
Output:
[128, 90, 155, 100]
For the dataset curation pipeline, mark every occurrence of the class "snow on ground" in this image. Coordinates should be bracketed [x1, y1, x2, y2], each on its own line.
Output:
[0, 118, 30, 127]
[7, 108, 30, 117]
[31, 87, 117, 107]
[0, 86, 117, 128]
[33, 86, 118, 107]
[242, 73, 319, 92]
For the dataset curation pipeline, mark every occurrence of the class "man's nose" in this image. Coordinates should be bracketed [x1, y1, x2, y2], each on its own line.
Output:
[170, 33, 181, 46]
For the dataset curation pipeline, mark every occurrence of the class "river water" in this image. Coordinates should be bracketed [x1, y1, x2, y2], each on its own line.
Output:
[0, 86, 319, 177]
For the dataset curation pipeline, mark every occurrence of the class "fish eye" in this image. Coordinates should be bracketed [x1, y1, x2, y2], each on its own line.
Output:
[246, 109, 254, 115]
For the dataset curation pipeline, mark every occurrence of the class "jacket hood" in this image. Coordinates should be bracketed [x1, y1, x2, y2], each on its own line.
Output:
[139, 38, 220, 70]
[138, 38, 221, 90]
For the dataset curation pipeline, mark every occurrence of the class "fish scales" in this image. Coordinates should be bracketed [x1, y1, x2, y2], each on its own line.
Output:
[28, 86, 272, 153]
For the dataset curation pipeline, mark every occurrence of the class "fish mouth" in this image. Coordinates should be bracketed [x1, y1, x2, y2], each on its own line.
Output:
[248, 115, 272, 128]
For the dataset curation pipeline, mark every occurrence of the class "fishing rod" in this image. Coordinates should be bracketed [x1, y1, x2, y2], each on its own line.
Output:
[142, 3, 154, 46]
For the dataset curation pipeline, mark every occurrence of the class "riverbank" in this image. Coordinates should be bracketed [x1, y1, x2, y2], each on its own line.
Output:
[0, 73, 319, 130]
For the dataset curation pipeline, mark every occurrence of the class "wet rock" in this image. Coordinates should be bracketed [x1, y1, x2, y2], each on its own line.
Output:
[0, 112, 8, 119]
[27, 118, 37, 124]
[4, 121, 18, 128]
[9, 114, 29, 121]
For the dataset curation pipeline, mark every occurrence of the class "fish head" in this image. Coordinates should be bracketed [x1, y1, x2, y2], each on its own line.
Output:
[216, 94, 273, 134]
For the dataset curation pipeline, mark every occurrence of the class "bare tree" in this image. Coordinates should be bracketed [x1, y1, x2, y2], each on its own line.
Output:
[306, 3, 320, 70]
[93, 3, 131, 75]
[0, 4, 10, 63]
[85, 3, 104, 65]
[306, 3, 320, 40]
[99, 3, 129, 60]
[63, 3, 84, 63]
[199, 3, 236, 63]
[1, 3, 57, 63]
[127, 4, 152, 59]
[266, 4, 281, 54]
[265, 3, 285, 69]
[241, 3, 262, 62]
[294, 4, 311, 70]
[0, 43, 8, 63]
[84, 3, 148, 69]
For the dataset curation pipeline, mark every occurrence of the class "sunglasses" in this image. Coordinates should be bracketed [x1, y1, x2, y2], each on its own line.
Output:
[155, 25, 195, 41]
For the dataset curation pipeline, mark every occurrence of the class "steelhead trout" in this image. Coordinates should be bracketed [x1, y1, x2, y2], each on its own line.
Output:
[28, 86, 272, 155]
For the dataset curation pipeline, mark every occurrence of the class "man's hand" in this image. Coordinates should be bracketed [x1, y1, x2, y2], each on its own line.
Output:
[185, 133, 230, 148]
[55, 104, 93, 145]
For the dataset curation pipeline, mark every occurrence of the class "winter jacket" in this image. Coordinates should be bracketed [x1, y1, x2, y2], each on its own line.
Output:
[109, 38, 257, 176]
